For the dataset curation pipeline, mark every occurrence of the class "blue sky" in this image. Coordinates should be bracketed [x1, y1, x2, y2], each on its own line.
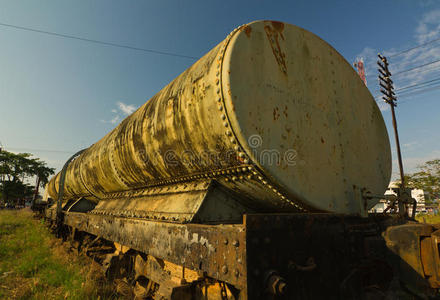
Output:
[0, 0, 439, 181]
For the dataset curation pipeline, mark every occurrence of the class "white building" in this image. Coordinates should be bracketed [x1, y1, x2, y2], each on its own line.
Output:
[370, 181, 426, 213]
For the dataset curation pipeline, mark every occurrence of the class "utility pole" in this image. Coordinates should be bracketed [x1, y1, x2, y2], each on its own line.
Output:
[378, 54, 417, 218]
[377, 54, 405, 188]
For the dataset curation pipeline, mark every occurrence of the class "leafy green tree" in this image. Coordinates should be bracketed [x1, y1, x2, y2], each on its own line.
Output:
[405, 159, 440, 205]
[0, 150, 55, 205]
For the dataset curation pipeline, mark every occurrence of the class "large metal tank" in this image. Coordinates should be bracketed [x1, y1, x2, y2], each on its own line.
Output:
[47, 20, 391, 215]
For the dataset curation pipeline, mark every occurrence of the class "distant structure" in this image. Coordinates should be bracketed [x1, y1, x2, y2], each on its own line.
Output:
[353, 58, 367, 86]
[371, 181, 426, 213]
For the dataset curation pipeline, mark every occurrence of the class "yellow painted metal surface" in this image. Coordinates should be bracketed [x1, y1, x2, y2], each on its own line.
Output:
[47, 20, 391, 215]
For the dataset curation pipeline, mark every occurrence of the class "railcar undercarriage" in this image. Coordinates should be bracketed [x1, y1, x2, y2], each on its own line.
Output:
[44, 207, 440, 299]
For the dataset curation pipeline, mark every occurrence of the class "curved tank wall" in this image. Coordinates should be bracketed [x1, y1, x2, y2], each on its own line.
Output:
[47, 20, 391, 215]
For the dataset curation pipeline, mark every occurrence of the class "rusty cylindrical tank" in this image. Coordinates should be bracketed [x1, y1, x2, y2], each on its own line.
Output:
[47, 20, 391, 215]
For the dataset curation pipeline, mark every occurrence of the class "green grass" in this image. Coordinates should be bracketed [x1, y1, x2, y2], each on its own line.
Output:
[0, 209, 110, 300]
[416, 213, 440, 224]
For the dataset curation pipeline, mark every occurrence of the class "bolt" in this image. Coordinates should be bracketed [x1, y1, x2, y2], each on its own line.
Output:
[222, 265, 228, 274]
[278, 281, 287, 294]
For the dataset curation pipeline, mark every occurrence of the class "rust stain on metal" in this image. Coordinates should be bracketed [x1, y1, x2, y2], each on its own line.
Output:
[283, 105, 288, 118]
[273, 107, 280, 120]
[243, 25, 252, 38]
[264, 22, 288, 75]
[271, 21, 285, 37]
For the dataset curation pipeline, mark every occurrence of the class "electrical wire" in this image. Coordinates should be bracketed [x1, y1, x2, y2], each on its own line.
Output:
[398, 78, 440, 95]
[0, 21, 198, 60]
[388, 36, 440, 59]
[5, 147, 74, 154]
[374, 75, 440, 98]
[399, 84, 440, 104]
[392, 58, 440, 76]
[374, 76, 440, 99]
[375, 80, 440, 106]
[399, 82, 440, 98]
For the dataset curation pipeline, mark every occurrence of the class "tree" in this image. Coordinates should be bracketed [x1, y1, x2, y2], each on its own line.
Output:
[0, 150, 55, 205]
[405, 159, 440, 205]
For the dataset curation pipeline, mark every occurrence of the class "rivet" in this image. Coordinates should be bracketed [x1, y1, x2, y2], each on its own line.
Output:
[226, 130, 232, 136]
[224, 122, 228, 127]
[244, 159, 249, 164]
[216, 88, 221, 94]
[234, 146, 239, 151]
[217, 97, 222, 102]
[230, 138, 236, 144]
[221, 114, 226, 120]
[238, 152, 245, 158]
[216, 71, 219, 76]
[216, 79, 219, 85]
[222, 265, 228, 274]
[233, 240, 239, 247]
[224, 238, 228, 245]
[234, 269, 239, 277]
[218, 105, 223, 111]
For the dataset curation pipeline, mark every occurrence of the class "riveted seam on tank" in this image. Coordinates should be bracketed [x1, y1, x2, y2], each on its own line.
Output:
[218, 24, 307, 212]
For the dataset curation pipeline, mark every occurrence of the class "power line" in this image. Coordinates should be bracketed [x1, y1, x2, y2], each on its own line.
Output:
[399, 84, 440, 104]
[397, 77, 440, 93]
[392, 58, 440, 76]
[0, 21, 198, 60]
[388, 36, 440, 59]
[370, 64, 440, 95]
[398, 83, 440, 99]
[374, 76, 440, 99]
[394, 76, 440, 93]
[5, 147, 74, 154]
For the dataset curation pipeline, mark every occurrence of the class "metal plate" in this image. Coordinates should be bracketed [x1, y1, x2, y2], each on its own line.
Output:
[222, 21, 391, 214]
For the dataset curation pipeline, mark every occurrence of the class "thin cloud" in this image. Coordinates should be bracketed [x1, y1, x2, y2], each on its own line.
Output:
[416, 10, 440, 43]
[101, 101, 138, 125]
[398, 149, 440, 174]
[117, 101, 137, 115]
[356, 9, 440, 102]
